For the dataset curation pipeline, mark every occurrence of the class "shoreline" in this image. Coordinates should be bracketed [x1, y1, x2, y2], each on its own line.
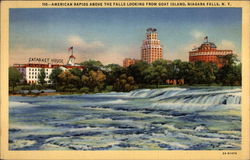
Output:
[9, 85, 241, 97]
[9, 92, 84, 97]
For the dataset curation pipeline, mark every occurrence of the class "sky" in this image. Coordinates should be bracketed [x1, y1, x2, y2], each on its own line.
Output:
[9, 8, 242, 65]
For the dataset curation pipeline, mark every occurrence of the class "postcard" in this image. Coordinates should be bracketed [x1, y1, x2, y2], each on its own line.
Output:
[1, 0, 249, 160]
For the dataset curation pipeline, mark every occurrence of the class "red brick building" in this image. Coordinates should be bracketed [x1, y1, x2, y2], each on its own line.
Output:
[189, 38, 233, 68]
[123, 58, 140, 67]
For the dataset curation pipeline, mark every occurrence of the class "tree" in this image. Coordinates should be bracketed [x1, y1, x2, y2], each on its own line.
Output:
[81, 70, 106, 92]
[181, 61, 217, 85]
[69, 68, 83, 89]
[113, 74, 138, 92]
[168, 59, 187, 80]
[218, 54, 238, 66]
[181, 62, 196, 84]
[216, 54, 241, 86]
[80, 60, 103, 72]
[69, 68, 82, 78]
[9, 67, 22, 92]
[105, 64, 126, 85]
[58, 71, 74, 85]
[193, 61, 215, 84]
[143, 59, 169, 87]
[38, 68, 46, 86]
[204, 62, 218, 84]
[49, 67, 63, 89]
[127, 61, 150, 86]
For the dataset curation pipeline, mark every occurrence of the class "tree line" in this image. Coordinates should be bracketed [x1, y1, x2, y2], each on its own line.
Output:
[9, 54, 241, 93]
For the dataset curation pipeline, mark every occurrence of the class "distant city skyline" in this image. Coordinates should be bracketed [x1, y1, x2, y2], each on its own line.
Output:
[10, 8, 241, 66]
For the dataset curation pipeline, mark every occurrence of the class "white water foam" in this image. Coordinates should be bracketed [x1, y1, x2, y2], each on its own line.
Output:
[9, 101, 38, 108]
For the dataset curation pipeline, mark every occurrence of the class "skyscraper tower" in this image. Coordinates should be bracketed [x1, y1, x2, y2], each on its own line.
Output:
[141, 28, 163, 63]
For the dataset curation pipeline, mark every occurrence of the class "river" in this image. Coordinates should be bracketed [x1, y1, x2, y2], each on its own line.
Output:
[9, 87, 241, 150]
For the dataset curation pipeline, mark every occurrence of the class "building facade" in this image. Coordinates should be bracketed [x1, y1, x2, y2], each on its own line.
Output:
[141, 28, 163, 64]
[14, 54, 84, 84]
[123, 58, 140, 67]
[189, 38, 233, 68]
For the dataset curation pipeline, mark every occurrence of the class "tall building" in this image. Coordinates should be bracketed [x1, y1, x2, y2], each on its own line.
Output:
[141, 28, 163, 63]
[189, 37, 233, 68]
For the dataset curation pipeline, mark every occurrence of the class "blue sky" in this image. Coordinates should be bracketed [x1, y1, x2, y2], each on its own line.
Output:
[10, 8, 242, 65]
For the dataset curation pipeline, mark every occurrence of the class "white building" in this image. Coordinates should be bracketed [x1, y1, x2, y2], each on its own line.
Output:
[14, 54, 83, 84]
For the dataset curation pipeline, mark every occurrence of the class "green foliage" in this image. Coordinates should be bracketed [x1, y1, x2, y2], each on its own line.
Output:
[80, 87, 90, 93]
[218, 54, 239, 66]
[10, 54, 241, 94]
[113, 74, 138, 92]
[143, 59, 169, 87]
[104, 64, 126, 85]
[58, 71, 80, 91]
[49, 67, 63, 89]
[38, 68, 46, 86]
[81, 60, 103, 72]
[178, 61, 218, 85]
[21, 85, 30, 90]
[9, 67, 22, 92]
[184, 61, 217, 84]
[167, 59, 187, 79]
[216, 55, 241, 86]
[105, 85, 113, 92]
[81, 70, 106, 92]
[69, 68, 82, 78]
[67, 88, 79, 93]
[127, 61, 150, 85]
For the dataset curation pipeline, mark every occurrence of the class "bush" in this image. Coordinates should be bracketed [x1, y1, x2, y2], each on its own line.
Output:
[80, 87, 89, 93]
[93, 87, 99, 93]
[57, 86, 65, 92]
[21, 86, 30, 90]
[105, 85, 113, 92]
[66, 88, 78, 93]
[36, 85, 43, 90]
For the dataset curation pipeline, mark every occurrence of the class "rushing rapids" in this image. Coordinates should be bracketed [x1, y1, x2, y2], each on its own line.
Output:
[9, 87, 241, 150]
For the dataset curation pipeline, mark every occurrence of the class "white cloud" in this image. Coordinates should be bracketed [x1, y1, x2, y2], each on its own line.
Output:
[66, 35, 141, 65]
[9, 45, 85, 66]
[190, 30, 205, 41]
[217, 40, 236, 50]
[10, 46, 49, 65]
[81, 45, 139, 65]
[168, 30, 206, 61]
[10, 36, 138, 66]
[67, 35, 106, 54]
